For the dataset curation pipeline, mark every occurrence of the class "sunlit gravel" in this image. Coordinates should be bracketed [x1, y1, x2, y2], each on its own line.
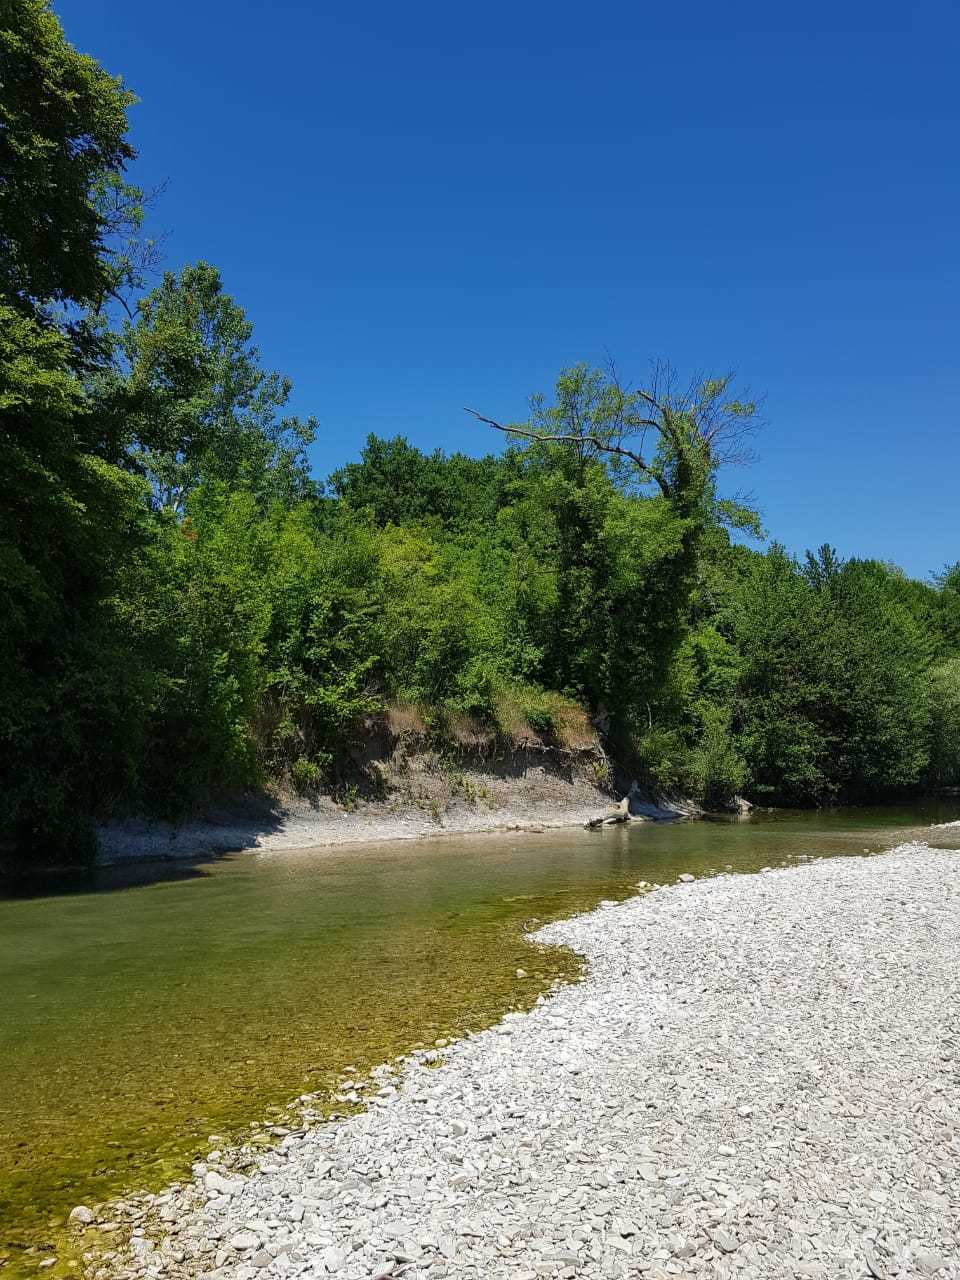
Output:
[94, 842, 960, 1280]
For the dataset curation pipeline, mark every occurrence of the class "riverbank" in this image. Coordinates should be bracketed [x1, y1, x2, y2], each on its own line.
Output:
[95, 752, 675, 865]
[78, 841, 959, 1280]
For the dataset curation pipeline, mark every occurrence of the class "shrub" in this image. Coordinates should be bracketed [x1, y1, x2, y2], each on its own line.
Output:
[491, 684, 597, 751]
[290, 756, 323, 794]
[928, 658, 960, 787]
[684, 712, 747, 808]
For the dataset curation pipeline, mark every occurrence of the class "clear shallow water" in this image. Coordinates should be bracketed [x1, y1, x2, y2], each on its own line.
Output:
[2, 803, 959, 1271]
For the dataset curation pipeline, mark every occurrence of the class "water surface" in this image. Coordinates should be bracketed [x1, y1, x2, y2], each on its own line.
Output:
[2, 803, 959, 1271]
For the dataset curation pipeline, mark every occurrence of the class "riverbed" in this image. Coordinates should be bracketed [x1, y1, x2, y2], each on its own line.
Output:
[2, 804, 959, 1272]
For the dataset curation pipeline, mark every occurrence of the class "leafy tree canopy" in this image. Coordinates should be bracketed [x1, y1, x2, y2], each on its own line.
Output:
[0, 0, 137, 312]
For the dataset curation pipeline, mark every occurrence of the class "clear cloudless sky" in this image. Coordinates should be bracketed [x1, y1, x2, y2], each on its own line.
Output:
[58, 0, 959, 578]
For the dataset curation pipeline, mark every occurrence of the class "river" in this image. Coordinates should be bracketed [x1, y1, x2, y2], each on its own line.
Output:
[2, 803, 959, 1271]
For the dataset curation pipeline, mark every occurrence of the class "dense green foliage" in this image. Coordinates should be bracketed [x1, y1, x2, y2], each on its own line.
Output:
[0, 0, 135, 309]
[1, 3, 957, 866]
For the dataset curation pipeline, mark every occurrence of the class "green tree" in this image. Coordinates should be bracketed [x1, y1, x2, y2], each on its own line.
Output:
[259, 507, 384, 783]
[137, 487, 275, 814]
[935, 563, 960, 654]
[728, 547, 932, 804]
[0, 305, 156, 856]
[0, 1, 153, 863]
[928, 658, 960, 788]
[467, 363, 762, 755]
[725, 546, 833, 803]
[809, 555, 931, 797]
[329, 434, 514, 529]
[97, 262, 316, 512]
[0, 0, 136, 312]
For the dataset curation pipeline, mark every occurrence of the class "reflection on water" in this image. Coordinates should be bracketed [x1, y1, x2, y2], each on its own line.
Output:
[1, 801, 959, 1267]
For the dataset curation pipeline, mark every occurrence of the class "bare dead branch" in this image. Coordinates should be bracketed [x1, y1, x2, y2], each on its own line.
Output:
[464, 358, 761, 520]
[462, 407, 671, 496]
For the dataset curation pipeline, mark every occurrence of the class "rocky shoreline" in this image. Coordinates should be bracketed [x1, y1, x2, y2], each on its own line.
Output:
[94, 764, 699, 868]
[94, 758, 621, 866]
[67, 844, 960, 1274]
[68, 842, 959, 1280]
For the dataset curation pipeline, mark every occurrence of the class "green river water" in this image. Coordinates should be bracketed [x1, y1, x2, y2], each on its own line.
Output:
[2, 803, 960, 1273]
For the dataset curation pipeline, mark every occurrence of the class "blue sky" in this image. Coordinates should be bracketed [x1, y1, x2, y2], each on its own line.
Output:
[60, 1, 958, 578]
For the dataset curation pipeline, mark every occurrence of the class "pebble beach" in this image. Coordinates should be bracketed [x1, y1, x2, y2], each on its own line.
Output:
[83, 842, 960, 1280]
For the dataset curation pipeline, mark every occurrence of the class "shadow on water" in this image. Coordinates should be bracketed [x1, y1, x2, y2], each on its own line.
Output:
[0, 856, 224, 901]
[0, 789, 297, 902]
[1, 800, 959, 1273]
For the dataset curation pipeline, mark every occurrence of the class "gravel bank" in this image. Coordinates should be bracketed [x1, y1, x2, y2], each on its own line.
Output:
[95, 761, 615, 865]
[92, 842, 959, 1280]
[95, 803, 603, 864]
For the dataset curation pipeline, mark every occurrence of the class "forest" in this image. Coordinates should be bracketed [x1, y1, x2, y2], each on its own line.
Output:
[2, 1, 959, 868]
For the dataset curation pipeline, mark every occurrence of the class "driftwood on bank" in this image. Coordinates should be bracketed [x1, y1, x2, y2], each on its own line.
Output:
[585, 784, 755, 829]
[584, 794, 631, 829]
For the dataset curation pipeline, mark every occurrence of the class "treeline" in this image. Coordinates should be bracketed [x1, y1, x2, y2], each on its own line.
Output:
[2, 3, 959, 866]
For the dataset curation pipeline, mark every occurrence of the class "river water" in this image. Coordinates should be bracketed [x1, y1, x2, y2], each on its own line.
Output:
[2, 803, 959, 1269]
